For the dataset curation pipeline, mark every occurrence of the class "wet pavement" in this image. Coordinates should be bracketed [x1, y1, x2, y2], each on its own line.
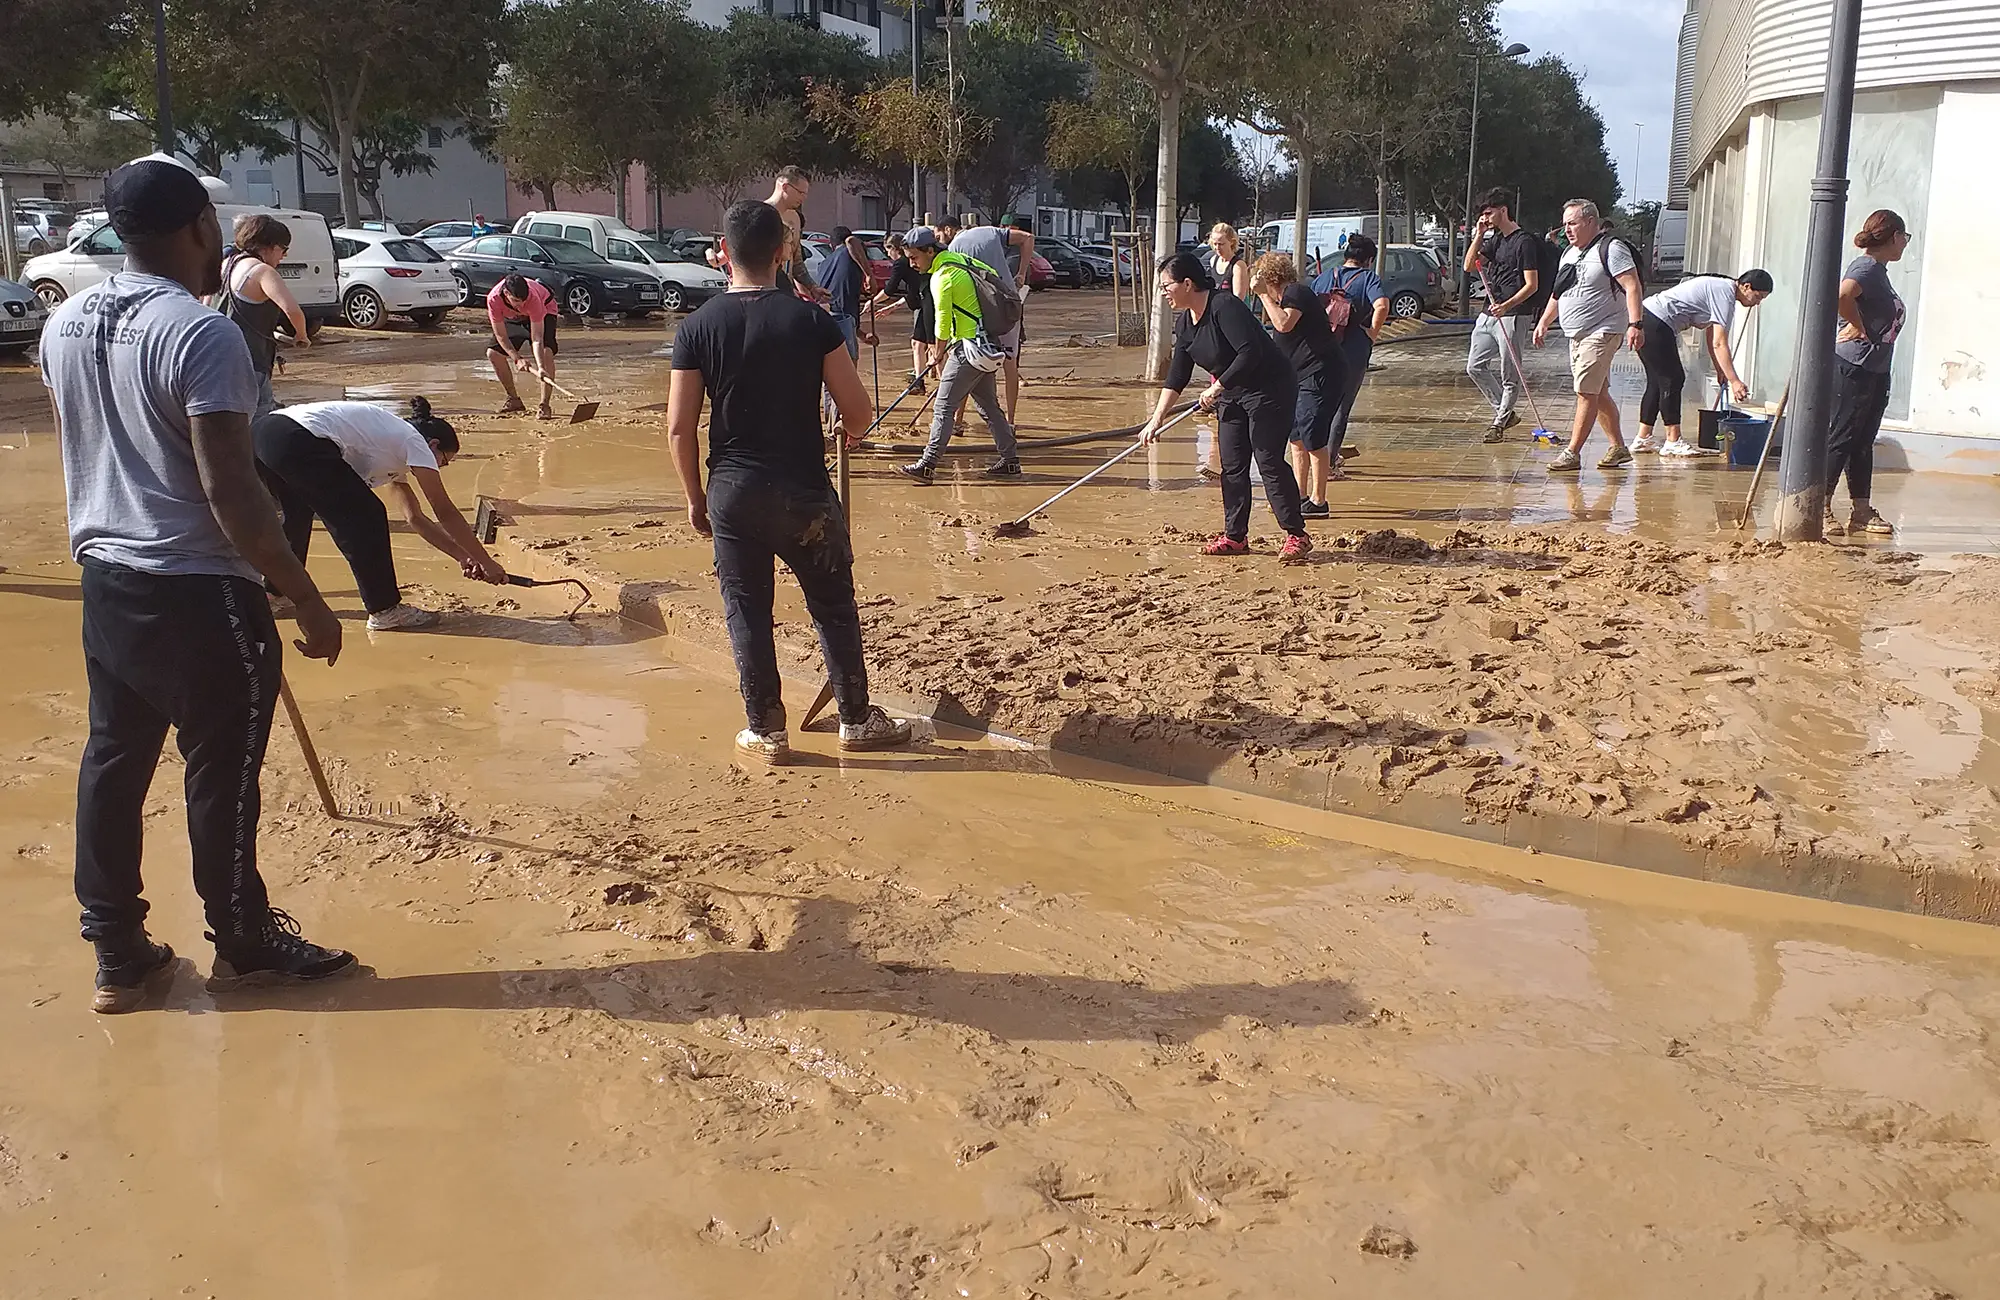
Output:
[3, 298, 2000, 1296]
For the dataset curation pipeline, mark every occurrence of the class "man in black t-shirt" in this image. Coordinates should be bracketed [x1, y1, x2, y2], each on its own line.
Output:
[1461, 187, 1542, 441]
[668, 200, 912, 764]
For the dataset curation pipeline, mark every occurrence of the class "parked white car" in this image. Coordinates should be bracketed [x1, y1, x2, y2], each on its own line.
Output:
[330, 228, 461, 329]
[601, 232, 725, 313]
[514, 210, 725, 313]
[24, 201, 340, 330]
[413, 221, 484, 254]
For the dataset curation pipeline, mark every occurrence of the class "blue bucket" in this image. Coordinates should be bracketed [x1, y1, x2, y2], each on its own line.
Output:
[1719, 414, 1771, 467]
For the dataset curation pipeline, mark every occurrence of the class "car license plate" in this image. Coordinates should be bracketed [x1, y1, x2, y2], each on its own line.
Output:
[0, 317, 34, 332]
[638, 287, 659, 299]
[426, 289, 456, 300]
[278, 265, 302, 279]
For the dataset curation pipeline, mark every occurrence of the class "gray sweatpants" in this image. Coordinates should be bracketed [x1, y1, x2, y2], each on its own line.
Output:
[921, 346, 1017, 464]
[1466, 312, 1532, 421]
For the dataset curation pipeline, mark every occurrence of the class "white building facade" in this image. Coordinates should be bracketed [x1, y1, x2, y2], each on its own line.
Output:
[1683, 0, 2000, 468]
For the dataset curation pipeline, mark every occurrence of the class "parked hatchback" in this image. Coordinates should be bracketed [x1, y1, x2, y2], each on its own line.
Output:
[414, 221, 480, 254]
[331, 229, 461, 328]
[600, 232, 726, 313]
[0, 277, 49, 356]
[1313, 243, 1446, 320]
[446, 233, 660, 318]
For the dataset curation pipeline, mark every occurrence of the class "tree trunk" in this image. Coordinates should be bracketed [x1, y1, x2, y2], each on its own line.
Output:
[613, 165, 628, 223]
[540, 180, 556, 209]
[1375, 135, 1387, 247]
[1147, 83, 1182, 382]
[1291, 151, 1312, 277]
[334, 111, 361, 228]
[1406, 158, 1417, 248]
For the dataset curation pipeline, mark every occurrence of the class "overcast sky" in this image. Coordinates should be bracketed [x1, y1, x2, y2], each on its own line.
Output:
[1497, 0, 1685, 205]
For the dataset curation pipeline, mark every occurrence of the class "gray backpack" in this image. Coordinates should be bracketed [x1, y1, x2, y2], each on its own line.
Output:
[941, 250, 1023, 339]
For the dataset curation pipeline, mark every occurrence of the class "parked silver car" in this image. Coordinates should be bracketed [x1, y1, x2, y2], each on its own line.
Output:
[0, 277, 50, 355]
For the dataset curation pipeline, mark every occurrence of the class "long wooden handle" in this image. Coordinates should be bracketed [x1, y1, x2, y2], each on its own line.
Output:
[278, 677, 340, 819]
[1736, 379, 1792, 531]
[527, 366, 583, 402]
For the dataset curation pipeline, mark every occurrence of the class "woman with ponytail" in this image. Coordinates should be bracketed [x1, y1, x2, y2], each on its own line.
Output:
[252, 397, 506, 631]
[1825, 209, 1911, 536]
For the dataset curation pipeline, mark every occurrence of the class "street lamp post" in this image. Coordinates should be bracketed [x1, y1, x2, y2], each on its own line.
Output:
[1773, 0, 1866, 541]
[1459, 42, 1530, 309]
[151, 0, 173, 154]
[1634, 123, 1644, 201]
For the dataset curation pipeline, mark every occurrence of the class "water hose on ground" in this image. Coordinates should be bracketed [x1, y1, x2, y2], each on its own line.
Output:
[852, 401, 1199, 458]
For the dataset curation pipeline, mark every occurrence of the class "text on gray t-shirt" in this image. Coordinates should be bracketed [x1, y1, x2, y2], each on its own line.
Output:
[1556, 236, 1639, 336]
[1834, 255, 1904, 374]
[39, 272, 259, 580]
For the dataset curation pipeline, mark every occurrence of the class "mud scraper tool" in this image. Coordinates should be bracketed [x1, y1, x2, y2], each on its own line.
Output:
[989, 406, 1198, 538]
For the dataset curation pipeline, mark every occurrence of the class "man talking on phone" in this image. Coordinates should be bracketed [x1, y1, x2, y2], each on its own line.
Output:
[1462, 187, 1541, 443]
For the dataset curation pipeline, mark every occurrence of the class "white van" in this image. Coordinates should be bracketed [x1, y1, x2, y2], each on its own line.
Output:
[513, 209, 725, 312]
[1259, 213, 1382, 266]
[1650, 207, 1688, 282]
[22, 201, 339, 332]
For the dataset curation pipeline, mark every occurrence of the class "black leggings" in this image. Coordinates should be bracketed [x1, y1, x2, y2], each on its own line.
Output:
[1219, 392, 1305, 541]
[1637, 310, 1686, 429]
[1825, 361, 1891, 501]
[252, 413, 402, 614]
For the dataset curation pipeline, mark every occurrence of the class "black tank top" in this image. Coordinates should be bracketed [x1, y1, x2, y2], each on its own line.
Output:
[223, 254, 284, 377]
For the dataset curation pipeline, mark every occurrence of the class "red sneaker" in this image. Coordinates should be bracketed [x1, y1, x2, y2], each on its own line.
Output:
[1279, 533, 1313, 565]
[1200, 534, 1250, 556]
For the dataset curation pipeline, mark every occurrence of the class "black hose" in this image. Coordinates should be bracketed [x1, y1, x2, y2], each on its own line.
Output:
[853, 400, 1199, 458]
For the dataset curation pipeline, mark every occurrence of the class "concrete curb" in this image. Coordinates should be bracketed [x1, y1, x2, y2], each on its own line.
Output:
[502, 541, 2000, 929]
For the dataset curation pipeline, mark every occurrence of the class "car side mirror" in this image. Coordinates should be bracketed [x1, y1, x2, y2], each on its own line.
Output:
[529, 254, 550, 266]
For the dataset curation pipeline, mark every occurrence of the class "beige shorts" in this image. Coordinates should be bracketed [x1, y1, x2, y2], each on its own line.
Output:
[1569, 332, 1621, 395]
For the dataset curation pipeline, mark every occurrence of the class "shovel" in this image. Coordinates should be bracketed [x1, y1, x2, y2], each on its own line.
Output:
[527, 366, 600, 423]
[989, 406, 1199, 538]
[506, 574, 592, 620]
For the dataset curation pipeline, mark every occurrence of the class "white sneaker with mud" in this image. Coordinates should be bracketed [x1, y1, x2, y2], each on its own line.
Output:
[1658, 439, 1700, 458]
[1630, 433, 1660, 454]
[367, 604, 440, 631]
[839, 706, 913, 752]
[735, 727, 790, 764]
[1548, 449, 1581, 472]
[1597, 444, 1635, 469]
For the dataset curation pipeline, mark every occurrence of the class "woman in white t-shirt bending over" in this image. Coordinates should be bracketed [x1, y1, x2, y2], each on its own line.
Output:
[253, 398, 507, 631]
[1633, 269, 1773, 456]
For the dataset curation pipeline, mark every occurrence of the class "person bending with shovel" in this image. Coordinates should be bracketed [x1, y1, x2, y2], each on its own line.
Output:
[486, 273, 559, 418]
[668, 199, 912, 765]
[253, 397, 508, 631]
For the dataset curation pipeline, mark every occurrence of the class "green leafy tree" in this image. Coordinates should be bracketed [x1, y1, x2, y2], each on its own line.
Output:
[1045, 69, 1154, 224]
[952, 27, 1088, 222]
[84, 0, 290, 174]
[687, 98, 804, 217]
[712, 10, 880, 175]
[0, 108, 150, 197]
[0, 0, 132, 123]
[250, 0, 506, 226]
[988, 0, 1308, 377]
[808, 74, 988, 224]
[497, 0, 719, 223]
[495, 69, 599, 210]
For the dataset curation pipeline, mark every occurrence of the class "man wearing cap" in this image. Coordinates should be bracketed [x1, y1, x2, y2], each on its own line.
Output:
[39, 158, 358, 1013]
[893, 226, 1020, 484]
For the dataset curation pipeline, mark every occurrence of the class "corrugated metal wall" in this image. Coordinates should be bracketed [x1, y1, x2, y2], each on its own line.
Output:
[1689, 0, 2000, 171]
[1670, 0, 1701, 207]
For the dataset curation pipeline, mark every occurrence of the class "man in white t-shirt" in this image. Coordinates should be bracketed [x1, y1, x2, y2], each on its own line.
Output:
[1533, 199, 1645, 472]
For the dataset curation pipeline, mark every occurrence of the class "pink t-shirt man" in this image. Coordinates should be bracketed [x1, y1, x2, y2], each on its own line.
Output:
[485, 277, 556, 342]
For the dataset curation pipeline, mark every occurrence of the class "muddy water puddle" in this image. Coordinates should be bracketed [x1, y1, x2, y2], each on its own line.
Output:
[5, 302, 2000, 1295]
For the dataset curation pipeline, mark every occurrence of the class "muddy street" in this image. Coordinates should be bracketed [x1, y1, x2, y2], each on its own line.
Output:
[4, 298, 2000, 1298]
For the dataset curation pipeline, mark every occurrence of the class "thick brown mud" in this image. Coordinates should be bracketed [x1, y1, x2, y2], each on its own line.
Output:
[3, 299, 2000, 1297]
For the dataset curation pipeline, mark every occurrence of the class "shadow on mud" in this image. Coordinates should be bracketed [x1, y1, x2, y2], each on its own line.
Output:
[184, 895, 1368, 1041]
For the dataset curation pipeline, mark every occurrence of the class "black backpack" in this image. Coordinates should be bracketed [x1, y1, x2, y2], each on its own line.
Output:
[1521, 230, 1562, 319]
[1550, 232, 1641, 300]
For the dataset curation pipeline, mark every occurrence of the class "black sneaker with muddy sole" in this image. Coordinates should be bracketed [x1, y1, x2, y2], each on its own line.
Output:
[206, 909, 357, 992]
[982, 459, 1022, 479]
[93, 939, 178, 1014]
[895, 461, 936, 485]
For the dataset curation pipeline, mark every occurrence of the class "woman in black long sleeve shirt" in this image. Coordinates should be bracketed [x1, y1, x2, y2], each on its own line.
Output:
[1138, 252, 1311, 562]
[1250, 250, 1348, 519]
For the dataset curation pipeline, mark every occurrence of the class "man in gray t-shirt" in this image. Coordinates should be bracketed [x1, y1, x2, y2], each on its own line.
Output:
[38, 158, 354, 1012]
[1533, 200, 1645, 471]
[948, 221, 1032, 421]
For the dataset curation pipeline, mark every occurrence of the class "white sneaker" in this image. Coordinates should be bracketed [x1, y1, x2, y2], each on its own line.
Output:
[1630, 433, 1660, 454]
[1548, 448, 1581, 472]
[734, 727, 790, 765]
[1658, 439, 1699, 458]
[838, 705, 913, 752]
[365, 603, 440, 631]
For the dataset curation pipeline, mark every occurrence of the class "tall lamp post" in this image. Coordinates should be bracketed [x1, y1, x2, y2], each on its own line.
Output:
[151, 0, 173, 154]
[1773, 0, 1866, 541]
[1458, 42, 1530, 309]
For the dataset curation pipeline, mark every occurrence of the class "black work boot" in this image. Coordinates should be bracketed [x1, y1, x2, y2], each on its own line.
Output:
[982, 458, 1022, 479]
[92, 933, 177, 1014]
[206, 909, 357, 992]
[895, 460, 936, 485]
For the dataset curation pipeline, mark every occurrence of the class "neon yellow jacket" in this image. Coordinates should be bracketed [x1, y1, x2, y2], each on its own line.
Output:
[927, 250, 993, 344]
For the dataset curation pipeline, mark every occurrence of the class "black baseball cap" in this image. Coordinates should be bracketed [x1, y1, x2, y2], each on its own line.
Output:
[104, 159, 211, 242]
